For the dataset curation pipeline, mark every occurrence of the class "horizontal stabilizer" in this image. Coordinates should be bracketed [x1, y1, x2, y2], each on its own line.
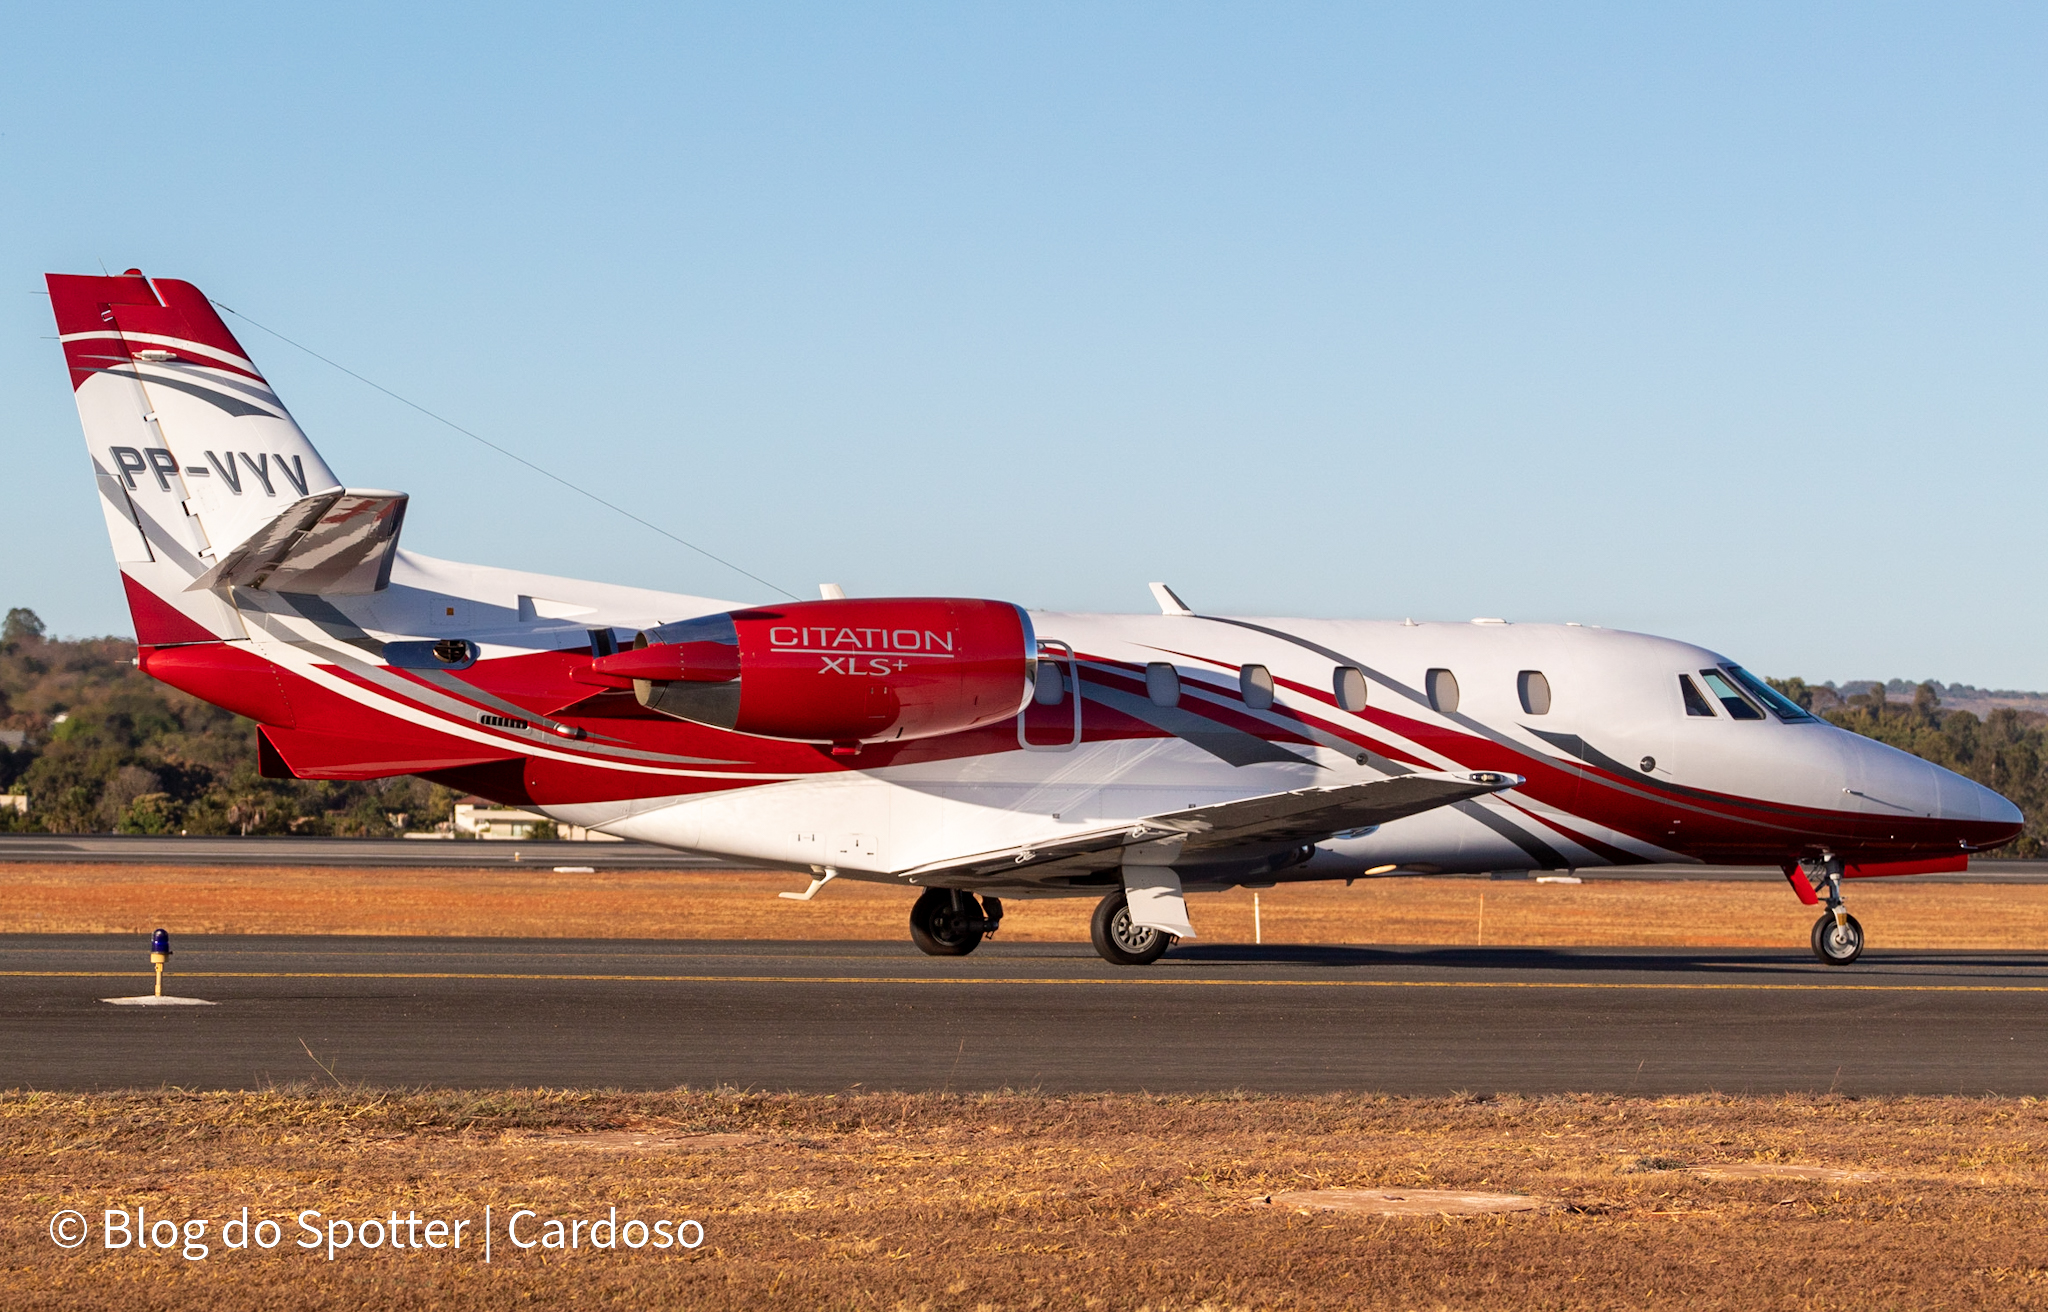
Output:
[904, 769, 1524, 882]
[187, 489, 407, 595]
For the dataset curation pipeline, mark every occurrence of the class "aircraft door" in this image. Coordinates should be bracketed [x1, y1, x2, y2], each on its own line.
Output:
[1019, 639, 1081, 751]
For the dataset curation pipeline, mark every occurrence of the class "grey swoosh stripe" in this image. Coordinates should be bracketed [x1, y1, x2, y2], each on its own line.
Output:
[98, 366, 275, 418]
[149, 362, 284, 407]
[1169, 673, 1407, 775]
[1082, 680, 1310, 769]
[276, 592, 387, 658]
[1524, 728, 1643, 781]
[1451, 798, 1570, 868]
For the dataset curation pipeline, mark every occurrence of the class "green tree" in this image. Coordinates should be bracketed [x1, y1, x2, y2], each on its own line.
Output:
[2, 609, 44, 645]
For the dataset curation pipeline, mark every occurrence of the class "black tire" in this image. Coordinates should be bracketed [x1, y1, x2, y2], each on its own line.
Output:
[1090, 889, 1171, 966]
[910, 888, 985, 957]
[1811, 911, 1864, 965]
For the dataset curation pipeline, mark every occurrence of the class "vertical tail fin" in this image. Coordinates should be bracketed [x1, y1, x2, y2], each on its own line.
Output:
[48, 271, 346, 644]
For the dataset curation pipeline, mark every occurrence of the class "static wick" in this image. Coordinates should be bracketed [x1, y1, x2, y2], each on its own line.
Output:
[149, 928, 171, 998]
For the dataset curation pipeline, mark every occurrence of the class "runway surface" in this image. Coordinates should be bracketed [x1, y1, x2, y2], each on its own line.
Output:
[6, 936, 2047, 1095]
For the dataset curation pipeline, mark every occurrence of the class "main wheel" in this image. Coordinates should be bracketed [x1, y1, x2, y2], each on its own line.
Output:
[1090, 889, 1171, 966]
[910, 888, 986, 957]
[1811, 912, 1864, 965]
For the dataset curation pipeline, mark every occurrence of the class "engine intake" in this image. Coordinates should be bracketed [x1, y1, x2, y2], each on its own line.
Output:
[586, 597, 1037, 747]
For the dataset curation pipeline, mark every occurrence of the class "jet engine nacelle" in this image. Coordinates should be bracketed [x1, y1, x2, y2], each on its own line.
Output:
[586, 597, 1037, 748]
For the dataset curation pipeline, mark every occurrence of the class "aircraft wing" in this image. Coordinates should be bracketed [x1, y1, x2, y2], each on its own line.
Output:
[900, 769, 1523, 885]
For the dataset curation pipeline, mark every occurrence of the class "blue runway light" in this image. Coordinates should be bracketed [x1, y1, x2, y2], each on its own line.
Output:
[99, 924, 212, 1007]
[149, 929, 170, 998]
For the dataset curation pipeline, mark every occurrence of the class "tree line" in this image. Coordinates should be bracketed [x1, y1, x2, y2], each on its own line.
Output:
[0, 610, 451, 836]
[2, 608, 2041, 854]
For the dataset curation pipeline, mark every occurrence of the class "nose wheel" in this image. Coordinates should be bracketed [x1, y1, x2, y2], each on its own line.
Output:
[1812, 911, 1864, 965]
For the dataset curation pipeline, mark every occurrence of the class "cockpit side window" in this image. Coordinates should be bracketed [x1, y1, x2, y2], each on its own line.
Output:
[1680, 675, 1716, 717]
[1721, 664, 1815, 722]
[1698, 669, 1765, 720]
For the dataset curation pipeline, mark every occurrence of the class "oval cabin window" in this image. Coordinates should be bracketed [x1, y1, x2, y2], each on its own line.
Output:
[1426, 668, 1460, 715]
[1240, 664, 1275, 711]
[1333, 665, 1367, 712]
[1517, 670, 1551, 715]
[1033, 661, 1066, 706]
[1145, 662, 1181, 708]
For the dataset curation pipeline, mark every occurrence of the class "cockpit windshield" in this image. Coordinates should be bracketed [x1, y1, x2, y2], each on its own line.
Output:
[1697, 670, 1765, 720]
[1721, 664, 1815, 723]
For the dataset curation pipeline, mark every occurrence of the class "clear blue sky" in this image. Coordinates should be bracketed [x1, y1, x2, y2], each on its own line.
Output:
[4, 4, 2043, 687]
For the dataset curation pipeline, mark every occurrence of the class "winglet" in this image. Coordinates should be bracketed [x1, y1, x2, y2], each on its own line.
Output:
[1148, 582, 1194, 616]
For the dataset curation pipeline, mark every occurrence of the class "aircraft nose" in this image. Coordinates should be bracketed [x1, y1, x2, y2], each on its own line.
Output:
[1932, 762, 2023, 829]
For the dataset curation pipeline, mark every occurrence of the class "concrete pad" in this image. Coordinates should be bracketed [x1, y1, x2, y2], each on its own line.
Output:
[1262, 1187, 1547, 1216]
[101, 996, 214, 1006]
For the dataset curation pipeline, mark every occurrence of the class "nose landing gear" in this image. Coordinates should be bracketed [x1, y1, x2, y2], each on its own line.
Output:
[1803, 857, 1865, 965]
[909, 888, 1002, 957]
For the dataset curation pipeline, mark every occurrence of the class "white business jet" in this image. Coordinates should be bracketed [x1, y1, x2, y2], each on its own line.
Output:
[48, 271, 2023, 966]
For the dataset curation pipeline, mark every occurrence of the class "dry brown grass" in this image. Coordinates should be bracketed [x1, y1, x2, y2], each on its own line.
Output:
[8, 1089, 2048, 1310]
[3, 863, 2047, 950]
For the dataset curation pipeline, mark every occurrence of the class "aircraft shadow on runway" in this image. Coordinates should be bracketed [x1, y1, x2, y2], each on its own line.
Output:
[1155, 942, 2048, 978]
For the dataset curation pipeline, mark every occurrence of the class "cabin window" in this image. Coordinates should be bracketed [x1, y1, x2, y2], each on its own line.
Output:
[1517, 670, 1551, 715]
[1240, 664, 1275, 711]
[1146, 662, 1181, 708]
[1721, 664, 1815, 722]
[1698, 669, 1764, 720]
[1426, 668, 1460, 715]
[1333, 665, 1368, 712]
[1033, 661, 1067, 706]
[1680, 674, 1716, 717]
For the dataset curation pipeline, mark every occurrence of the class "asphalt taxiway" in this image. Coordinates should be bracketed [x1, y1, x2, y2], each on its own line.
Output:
[5, 936, 2045, 1095]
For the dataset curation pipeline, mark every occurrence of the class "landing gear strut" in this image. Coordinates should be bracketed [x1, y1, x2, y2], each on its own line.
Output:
[909, 888, 1002, 957]
[1805, 857, 1865, 966]
[1090, 888, 1172, 966]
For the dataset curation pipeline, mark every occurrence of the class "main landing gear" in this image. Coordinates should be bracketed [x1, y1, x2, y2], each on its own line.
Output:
[909, 888, 1003, 957]
[1090, 888, 1172, 966]
[1804, 857, 1865, 966]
